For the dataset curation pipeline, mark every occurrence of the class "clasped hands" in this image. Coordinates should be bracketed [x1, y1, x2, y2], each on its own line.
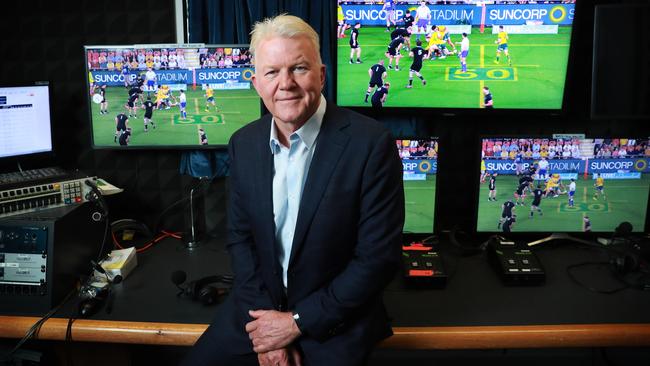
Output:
[246, 309, 302, 366]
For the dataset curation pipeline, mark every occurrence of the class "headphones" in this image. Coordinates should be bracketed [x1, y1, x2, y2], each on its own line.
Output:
[171, 270, 233, 305]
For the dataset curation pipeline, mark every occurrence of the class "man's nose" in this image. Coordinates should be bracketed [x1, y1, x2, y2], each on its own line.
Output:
[278, 69, 296, 89]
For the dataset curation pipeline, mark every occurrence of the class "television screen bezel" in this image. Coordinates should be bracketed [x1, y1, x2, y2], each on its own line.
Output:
[0, 81, 56, 164]
[333, 0, 579, 116]
[84, 43, 261, 150]
[473, 134, 650, 237]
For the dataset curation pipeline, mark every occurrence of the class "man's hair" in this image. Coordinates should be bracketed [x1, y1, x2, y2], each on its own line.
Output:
[250, 14, 321, 64]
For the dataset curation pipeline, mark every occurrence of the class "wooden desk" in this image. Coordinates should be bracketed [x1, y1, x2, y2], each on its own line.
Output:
[2, 239, 650, 350]
[2, 317, 650, 349]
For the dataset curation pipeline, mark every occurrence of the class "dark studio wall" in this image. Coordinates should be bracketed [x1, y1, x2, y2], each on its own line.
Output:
[0, 0, 648, 238]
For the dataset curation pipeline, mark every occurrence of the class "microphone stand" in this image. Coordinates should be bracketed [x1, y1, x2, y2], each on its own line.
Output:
[184, 177, 207, 250]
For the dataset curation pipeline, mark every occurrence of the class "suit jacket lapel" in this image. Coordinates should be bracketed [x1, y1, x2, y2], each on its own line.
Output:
[288, 105, 350, 268]
[253, 116, 277, 263]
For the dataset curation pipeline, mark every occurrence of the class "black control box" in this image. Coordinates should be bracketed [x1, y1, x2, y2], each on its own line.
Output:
[403, 243, 447, 288]
[487, 242, 545, 286]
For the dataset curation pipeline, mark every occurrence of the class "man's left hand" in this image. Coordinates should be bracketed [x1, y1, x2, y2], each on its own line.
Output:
[245, 310, 302, 353]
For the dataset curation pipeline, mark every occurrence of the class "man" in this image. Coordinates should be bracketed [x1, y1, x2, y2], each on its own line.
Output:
[498, 199, 516, 230]
[386, 34, 407, 70]
[181, 14, 404, 366]
[390, 26, 411, 52]
[406, 40, 427, 89]
[482, 86, 493, 108]
[98, 84, 108, 114]
[530, 184, 544, 218]
[401, 9, 415, 30]
[198, 128, 208, 145]
[365, 59, 387, 103]
[349, 22, 362, 64]
[414, 1, 431, 40]
[141, 97, 156, 132]
[118, 127, 131, 146]
[495, 25, 511, 66]
[502, 215, 516, 233]
[205, 85, 218, 112]
[593, 173, 606, 200]
[488, 172, 497, 201]
[114, 112, 128, 143]
[178, 89, 187, 120]
[459, 32, 470, 73]
[126, 85, 142, 118]
[144, 67, 157, 93]
[382, 0, 397, 32]
[583, 215, 592, 232]
[568, 178, 577, 207]
[537, 156, 549, 183]
[371, 82, 390, 109]
[337, 1, 347, 38]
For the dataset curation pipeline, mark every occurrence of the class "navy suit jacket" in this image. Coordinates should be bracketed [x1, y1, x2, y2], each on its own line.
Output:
[220, 102, 404, 365]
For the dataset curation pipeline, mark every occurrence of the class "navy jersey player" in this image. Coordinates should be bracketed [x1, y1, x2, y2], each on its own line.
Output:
[488, 173, 497, 201]
[390, 27, 411, 51]
[98, 84, 108, 115]
[502, 215, 516, 233]
[141, 97, 156, 132]
[114, 113, 129, 143]
[119, 127, 131, 146]
[365, 60, 387, 103]
[371, 82, 390, 109]
[385, 35, 407, 70]
[406, 40, 428, 89]
[498, 199, 516, 229]
[349, 23, 362, 64]
[530, 185, 545, 218]
[402, 10, 415, 29]
[482, 86, 493, 108]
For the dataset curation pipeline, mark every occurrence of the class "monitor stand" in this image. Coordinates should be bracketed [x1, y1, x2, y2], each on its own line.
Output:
[527, 232, 596, 247]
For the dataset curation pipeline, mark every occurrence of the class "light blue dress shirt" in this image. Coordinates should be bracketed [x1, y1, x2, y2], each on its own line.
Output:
[270, 95, 326, 288]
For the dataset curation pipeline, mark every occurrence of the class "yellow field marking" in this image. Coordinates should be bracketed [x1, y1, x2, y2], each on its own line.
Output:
[193, 98, 200, 114]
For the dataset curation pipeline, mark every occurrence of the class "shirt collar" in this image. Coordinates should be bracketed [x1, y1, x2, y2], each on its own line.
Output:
[269, 94, 326, 154]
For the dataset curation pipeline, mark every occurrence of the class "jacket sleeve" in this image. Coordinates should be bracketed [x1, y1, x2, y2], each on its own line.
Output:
[293, 129, 404, 342]
[227, 137, 275, 317]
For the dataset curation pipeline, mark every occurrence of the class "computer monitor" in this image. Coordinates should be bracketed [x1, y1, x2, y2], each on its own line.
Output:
[397, 138, 438, 233]
[0, 84, 53, 159]
[85, 44, 261, 148]
[476, 137, 650, 233]
[336, 1, 576, 110]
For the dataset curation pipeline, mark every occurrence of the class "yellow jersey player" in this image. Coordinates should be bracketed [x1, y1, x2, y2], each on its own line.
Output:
[204, 85, 217, 112]
[337, 2, 347, 38]
[593, 173, 606, 200]
[427, 26, 444, 60]
[495, 25, 511, 66]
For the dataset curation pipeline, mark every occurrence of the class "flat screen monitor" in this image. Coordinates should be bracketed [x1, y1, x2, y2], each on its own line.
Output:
[85, 44, 261, 148]
[336, 1, 576, 110]
[476, 137, 650, 233]
[397, 138, 438, 233]
[0, 84, 53, 159]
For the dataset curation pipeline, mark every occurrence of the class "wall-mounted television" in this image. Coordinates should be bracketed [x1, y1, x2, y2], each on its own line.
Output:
[0, 83, 53, 159]
[397, 137, 438, 233]
[336, 1, 576, 110]
[476, 137, 650, 233]
[85, 44, 261, 148]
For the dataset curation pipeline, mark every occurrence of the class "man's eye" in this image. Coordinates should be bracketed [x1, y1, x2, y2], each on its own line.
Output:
[294, 66, 307, 72]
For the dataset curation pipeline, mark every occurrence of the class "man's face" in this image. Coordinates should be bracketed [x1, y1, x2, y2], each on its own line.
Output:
[252, 36, 325, 127]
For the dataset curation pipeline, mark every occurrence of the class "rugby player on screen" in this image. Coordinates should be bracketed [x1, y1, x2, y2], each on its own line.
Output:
[349, 23, 362, 64]
[365, 59, 387, 103]
[386, 34, 407, 70]
[406, 40, 427, 89]
[495, 25, 512, 66]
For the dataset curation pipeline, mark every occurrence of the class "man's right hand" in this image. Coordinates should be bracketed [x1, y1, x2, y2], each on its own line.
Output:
[257, 346, 302, 366]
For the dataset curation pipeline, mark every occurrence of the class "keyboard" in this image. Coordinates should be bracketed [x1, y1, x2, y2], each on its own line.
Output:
[0, 167, 69, 187]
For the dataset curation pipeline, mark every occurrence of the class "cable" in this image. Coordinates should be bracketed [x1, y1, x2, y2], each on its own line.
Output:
[566, 262, 629, 294]
[152, 177, 210, 234]
[1, 288, 78, 362]
[112, 229, 183, 253]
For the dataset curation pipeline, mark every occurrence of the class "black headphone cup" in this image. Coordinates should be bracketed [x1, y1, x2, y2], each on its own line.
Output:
[175, 274, 230, 305]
